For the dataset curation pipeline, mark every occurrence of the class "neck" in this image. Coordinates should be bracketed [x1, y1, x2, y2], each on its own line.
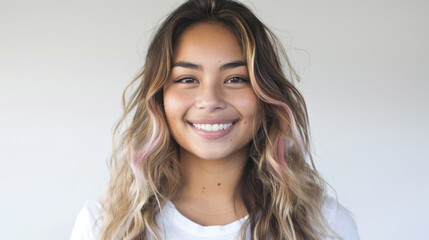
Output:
[171, 146, 248, 222]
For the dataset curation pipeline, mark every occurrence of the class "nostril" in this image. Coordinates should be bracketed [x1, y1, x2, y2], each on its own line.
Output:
[195, 100, 227, 110]
[195, 87, 227, 110]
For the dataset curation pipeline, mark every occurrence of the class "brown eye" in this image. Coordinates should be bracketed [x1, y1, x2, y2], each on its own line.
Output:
[175, 77, 199, 84]
[225, 77, 249, 83]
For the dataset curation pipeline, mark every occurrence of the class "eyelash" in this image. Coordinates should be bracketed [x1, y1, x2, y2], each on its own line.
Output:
[175, 76, 249, 84]
[225, 76, 249, 83]
[175, 77, 198, 84]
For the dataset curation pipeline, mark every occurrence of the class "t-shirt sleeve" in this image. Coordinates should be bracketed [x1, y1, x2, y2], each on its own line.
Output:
[322, 196, 360, 240]
[70, 199, 103, 240]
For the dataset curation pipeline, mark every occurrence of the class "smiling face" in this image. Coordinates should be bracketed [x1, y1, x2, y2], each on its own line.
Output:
[163, 22, 259, 162]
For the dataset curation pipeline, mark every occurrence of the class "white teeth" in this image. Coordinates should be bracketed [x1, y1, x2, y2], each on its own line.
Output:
[192, 123, 233, 131]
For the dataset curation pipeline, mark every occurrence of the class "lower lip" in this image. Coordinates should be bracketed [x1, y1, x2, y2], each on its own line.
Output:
[189, 123, 236, 139]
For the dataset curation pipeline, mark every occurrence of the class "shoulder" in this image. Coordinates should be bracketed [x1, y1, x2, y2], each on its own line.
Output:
[70, 198, 104, 240]
[321, 195, 360, 240]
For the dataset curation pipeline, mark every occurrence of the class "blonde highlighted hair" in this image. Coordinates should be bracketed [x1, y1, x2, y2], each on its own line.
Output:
[100, 0, 340, 239]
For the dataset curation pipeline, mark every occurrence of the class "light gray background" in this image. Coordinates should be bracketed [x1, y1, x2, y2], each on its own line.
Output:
[1, 0, 428, 239]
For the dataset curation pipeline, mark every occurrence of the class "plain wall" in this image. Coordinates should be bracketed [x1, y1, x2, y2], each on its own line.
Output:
[1, 0, 428, 239]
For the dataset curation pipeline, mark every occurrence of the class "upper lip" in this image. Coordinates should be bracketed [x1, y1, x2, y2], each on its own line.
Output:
[187, 118, 239, 124]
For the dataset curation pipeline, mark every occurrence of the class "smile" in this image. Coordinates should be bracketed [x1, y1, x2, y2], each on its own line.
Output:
[187, 119, 238, 139]
[192, 123, 233, 131]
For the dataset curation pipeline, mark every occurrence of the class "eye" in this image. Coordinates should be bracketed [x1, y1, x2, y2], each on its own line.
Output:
[175, 77, 199, 84]
[225, 76, 249, 84]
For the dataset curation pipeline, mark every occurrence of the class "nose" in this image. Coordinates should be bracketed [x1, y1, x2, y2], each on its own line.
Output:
[195, 82, 227, 111]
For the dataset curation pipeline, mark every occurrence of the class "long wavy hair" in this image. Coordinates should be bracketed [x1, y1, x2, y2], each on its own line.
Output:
[99, 0, 340, 239]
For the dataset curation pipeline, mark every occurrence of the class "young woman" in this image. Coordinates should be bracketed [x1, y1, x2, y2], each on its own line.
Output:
[71, 0, 359, 239]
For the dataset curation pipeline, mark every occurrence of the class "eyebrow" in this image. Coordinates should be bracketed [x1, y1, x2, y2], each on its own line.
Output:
[172, 60, 246, 71]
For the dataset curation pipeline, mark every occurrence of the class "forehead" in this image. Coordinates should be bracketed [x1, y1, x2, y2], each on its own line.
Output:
[173, 22, 244, 62]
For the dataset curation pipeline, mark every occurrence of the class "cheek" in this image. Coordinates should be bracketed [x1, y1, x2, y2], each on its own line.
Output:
[163, 90, 177, 123]
[163, 89, 190, 123]
[235, 90, 259, 116]
[234, 90, 261, 135]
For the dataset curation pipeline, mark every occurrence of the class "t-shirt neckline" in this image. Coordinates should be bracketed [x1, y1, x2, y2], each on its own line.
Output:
[162, 200, 249, 237]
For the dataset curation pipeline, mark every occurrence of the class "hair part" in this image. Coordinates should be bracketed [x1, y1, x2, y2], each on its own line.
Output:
[100, 0, 341, 239]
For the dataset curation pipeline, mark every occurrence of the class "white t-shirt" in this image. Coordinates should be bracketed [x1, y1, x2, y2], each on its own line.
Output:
[70, 195, 359, 240]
